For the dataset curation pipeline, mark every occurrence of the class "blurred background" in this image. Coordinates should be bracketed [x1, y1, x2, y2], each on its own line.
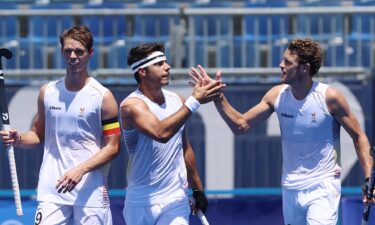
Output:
[1, 0, 375, 224]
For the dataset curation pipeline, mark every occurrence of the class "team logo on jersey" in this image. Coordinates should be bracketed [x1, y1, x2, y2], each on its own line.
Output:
[311, 112, 317, 123]
[79, 107, 85, 117]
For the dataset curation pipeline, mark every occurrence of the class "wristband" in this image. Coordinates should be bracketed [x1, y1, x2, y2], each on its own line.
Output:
[185, 96, 200, 113]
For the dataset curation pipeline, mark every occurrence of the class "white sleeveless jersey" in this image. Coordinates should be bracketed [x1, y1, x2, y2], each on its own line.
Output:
[274, 82, 341, 190]
[122, 89, 188, 205]
[37, 77, 110, 207]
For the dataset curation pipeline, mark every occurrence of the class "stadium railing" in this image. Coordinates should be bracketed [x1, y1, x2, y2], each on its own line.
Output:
[0, 5, 375, 79]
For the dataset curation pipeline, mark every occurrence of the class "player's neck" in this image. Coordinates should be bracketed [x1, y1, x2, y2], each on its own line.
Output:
[139, 86, 165, 105]
[291, 79, 313, 100]
[65, 73, 90, 92]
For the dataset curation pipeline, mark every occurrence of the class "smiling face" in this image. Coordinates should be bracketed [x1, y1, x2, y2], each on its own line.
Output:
[62, 38, 92, 73]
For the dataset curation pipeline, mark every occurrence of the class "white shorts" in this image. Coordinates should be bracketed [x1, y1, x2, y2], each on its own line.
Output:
[282, 177, 341, 225]
[123, 197, 190, 225]
[34, 201, 112, 225]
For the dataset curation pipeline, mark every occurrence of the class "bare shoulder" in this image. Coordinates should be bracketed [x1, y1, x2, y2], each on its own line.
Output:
[120, 97, 144, 108]
[102, 90, 118, 108]
[120, 97, 148, 116]
[103, 89, 115, 99]
[325, 86, 342, 101]
[263, 84, 284, 104]
[325, 86, 347, 107]
[268, 84, 284, 95]
[40, 83, 49, 93]
[37, 83, 49, 101]
[325, 86, 349, 115]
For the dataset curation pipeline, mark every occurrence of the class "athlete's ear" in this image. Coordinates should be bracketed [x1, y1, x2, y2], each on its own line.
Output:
[299, 63, 310, 73]
[138, 68, 146, 77]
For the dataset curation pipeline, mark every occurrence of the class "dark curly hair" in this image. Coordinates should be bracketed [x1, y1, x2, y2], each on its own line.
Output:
[287, 38, 323, 77]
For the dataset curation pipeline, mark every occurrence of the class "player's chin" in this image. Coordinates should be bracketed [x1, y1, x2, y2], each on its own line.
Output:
[161, 78, 170, 85]
[280, 74, 290, 83]
[67, 64, 84, 73]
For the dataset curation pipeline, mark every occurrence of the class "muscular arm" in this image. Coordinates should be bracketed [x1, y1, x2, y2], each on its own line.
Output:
[120, 81, 223, 143]
[56, 90, 121, 193]
[189, 65, 278, 135]
[121, 95, 192, 143]
[78, 90, 121, 172]
[326, 87, 372, 178]
[214, 85, 280, 135]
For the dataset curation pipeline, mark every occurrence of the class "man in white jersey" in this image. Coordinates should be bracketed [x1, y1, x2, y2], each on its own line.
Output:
[1, 25, 121, 225]
[189, 38, 374, 225]
[120, 42, 225, 225]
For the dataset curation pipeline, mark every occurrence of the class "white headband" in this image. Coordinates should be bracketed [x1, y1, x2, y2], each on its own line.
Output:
[130, 51, 166, 74]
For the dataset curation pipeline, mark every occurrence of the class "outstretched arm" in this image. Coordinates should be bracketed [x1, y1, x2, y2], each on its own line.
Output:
[214, 91, 276, 135]
[189, 65, 277, 135]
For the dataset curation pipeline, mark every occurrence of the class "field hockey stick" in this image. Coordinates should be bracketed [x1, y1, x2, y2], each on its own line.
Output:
[361, 146, 375, 225]
[196, 209, 209, 225]
[190, 197, 210, 225]
[0, 48, 23, 216]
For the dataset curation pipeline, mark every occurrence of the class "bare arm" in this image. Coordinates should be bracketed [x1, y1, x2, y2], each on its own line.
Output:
[56, 90, 121, 193]
[214, 88, 276, 135]
[326, 87, 372, 178]
[120, 96, 191, 143]
[189, 65, 277, 135]
[120, 81, 224, 143]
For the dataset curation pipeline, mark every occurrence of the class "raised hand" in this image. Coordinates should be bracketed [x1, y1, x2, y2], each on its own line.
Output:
[192, 77, 225, 104]
[189, 65, 222, 86]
